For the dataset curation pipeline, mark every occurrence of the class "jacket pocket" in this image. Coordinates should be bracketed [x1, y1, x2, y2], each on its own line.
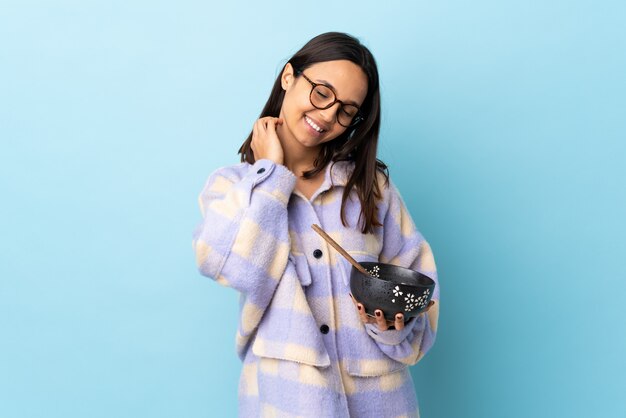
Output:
[251, 260, 330, 368]
[345, 357, 408, 377]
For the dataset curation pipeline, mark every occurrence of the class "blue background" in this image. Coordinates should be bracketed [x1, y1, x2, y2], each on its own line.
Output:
[1, 1, 625, 417]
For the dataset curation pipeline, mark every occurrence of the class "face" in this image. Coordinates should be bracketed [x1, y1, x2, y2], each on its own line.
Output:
[278, 60, 368, 150]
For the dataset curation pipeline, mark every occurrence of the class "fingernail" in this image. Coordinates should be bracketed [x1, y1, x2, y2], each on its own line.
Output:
[375, 311, 381, 317]
[357, 305, 362, 311]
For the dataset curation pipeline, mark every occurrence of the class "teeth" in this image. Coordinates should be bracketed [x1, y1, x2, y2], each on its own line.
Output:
[305, 116, 324, 133]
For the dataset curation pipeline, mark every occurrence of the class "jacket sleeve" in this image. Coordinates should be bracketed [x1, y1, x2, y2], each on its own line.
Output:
[191, 160, 297, 311]
[363, 180, 440, 365]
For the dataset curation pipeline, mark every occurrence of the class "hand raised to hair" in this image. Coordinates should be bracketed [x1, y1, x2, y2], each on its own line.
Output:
[250, 117, 284, 166]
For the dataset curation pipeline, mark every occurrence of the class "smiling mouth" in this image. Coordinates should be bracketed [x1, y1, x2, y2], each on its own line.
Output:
[305, 115, 326, 133]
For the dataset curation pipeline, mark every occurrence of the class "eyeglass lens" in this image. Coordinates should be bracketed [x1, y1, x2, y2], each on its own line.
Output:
[310, 85, 360, 127]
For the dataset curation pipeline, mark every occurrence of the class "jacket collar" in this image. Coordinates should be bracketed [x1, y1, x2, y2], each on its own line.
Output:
[291, 160, 354, 202]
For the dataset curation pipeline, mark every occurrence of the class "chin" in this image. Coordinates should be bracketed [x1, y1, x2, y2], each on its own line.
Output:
[295, 137, 323, 148]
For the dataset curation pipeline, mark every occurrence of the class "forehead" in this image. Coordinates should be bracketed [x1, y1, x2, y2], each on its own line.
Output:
[305, 60, 368, 105]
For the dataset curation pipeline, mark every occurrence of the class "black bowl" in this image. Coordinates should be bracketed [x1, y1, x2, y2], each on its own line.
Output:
[350, 261, 436, 321]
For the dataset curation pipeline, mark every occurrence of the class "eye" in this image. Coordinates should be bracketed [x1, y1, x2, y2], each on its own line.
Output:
[316, 90, 329, 99]
[341, 108, 356, 117]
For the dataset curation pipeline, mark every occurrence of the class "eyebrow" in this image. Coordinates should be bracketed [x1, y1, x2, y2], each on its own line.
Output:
[315, 78, 361, 107]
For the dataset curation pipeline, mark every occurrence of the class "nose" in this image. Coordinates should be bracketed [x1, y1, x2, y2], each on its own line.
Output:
[318, 102, 341, 125]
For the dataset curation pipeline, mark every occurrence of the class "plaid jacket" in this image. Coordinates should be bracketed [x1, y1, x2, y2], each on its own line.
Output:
[192, 159, 440, 418]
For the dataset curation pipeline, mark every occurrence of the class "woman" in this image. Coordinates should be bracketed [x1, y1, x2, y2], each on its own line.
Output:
[193, 31, 440, 417]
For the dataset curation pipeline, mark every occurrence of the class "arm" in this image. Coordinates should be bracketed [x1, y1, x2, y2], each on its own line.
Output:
[192, 159, 296, 310]
[363, 180, 440, 365]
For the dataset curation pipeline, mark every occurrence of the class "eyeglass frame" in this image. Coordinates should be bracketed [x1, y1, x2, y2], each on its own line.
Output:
[296, 70, 364, 128]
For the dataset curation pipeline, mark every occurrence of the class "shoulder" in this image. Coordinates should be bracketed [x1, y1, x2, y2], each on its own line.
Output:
[376, 168, 402, 203]
[376, 170, 415, 225]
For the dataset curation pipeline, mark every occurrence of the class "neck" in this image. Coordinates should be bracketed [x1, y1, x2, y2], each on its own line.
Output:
[276, 123, 321, 177]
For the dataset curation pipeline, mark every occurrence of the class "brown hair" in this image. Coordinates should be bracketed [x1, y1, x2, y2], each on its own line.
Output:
[238, 32, 388, 233]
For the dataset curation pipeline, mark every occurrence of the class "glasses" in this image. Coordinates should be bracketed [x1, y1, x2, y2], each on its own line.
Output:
[299, 72, 363, 128]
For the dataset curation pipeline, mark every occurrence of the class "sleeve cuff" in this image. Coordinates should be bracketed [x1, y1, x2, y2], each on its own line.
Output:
[247, 160, 297, 204]
[364, 314, 424, 345]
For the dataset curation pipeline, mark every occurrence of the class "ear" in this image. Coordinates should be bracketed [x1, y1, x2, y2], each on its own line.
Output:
[281, 63, 295, 91]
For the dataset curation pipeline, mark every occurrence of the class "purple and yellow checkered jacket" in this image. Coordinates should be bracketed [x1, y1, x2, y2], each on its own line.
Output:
[192, 159, 440, 418]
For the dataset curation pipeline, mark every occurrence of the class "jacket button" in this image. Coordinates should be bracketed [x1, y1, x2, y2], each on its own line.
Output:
[313, 249, 323, 259]
[257, 168, 266, 174]
[320, 324, 329, 334]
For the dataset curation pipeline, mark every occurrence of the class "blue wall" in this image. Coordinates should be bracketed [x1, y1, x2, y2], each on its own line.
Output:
[1, 1, 624, 417]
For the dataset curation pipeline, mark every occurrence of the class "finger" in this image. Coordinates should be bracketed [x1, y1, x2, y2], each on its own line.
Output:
[374, 310, 387, 331]
[250, 135, 256, 152]
[253, 119, 265, 135]
[252, 119, 259, 138]
[269, 117, 284, 129]
[424, 300, 435, 313]
[260, 116, 277, 128]
[394, 313, 404, 331]
[266, 118, 277, 132]
[261, 116, 282, 125]
[357, 303, 369, 324]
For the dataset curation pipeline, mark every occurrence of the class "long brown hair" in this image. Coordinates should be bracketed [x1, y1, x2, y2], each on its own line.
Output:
[238, 32, 388, 234]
